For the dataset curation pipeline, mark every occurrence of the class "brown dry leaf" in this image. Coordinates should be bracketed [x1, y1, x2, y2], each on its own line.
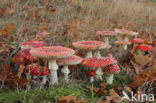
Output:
[95, 83, 108, 96]
[8, 8, 15, 15]
[0, 8, 5, 16]
[86, 86, 99, 93]
[57, 96, 87, 103]
[129, 68, 156, 87]
[0, 23, 14, 36]
[130, 61, 143, 74]
[76, 100, 88, 103]
[57, 96, 77, 103]
[7, 77, 28, 88]
[0, 63, 11, 75]
[109, 89, 121, 103]
[86, 83, 108, 96]
[134, 53, 152, 65]
[17, 64, 25, 78]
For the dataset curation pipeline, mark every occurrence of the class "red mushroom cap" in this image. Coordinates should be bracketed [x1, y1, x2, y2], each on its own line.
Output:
[88, 70, 96, 77]
[72, 41, 107, 51]
[40, 67, 50, 76]
[115, 41, 131, 45]
[21, 41, 44, 49]
[57, 55, 82, 65]
[135, 44, 153, 51]
[115, 29, 138, 36]
[103, 64, 120, 74]
[96, 31, 117, 36]
[16, 49, 36, 61]
[81, 57, 117, 68]
[26, 64, 40, 75]
[129, 38, 144, 44]
[30, 46, 75, 59]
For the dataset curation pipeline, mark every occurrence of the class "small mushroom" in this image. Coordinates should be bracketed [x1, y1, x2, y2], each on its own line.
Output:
[81, 57, 117, 82]
[96, 30, 117, 44]
[30, 46, 75, 84]
[40, 67, 50, 84]
[57, 55, 82, 82]
[72, 41, 107, 58]
[103, 64, 120, 84]
[115, 41, 131, 50]
[26, 64, 40, 79]
[87, 70, 96, 82]
[115, 29, 138, 42]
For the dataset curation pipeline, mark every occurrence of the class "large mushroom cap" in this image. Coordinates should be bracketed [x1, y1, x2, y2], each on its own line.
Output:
[129, 38, 144, 44]
[30, 46, 75, 59]
[135, 44, 153, 51]
[81, 57, 117, 68]
[115, 41, 131, 45]
[72, 40, 107, 51]
[102, 64, 120, 74]
[115, 29, 138, 36]
[96, 31, 117, 36]
[21, 41, 44, 49]
[57, 55, 82, 65]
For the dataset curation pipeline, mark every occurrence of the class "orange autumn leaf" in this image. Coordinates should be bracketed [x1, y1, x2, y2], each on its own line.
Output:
[0, 23, 14, 36]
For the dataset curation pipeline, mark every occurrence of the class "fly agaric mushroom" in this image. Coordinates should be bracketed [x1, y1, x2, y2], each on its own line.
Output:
[115, 41, 131, 50]
[26, 64, 40, 79]
[87, 70, 96, 82]
[81, 57, 117, 82]
[134, 44, 153, 54]
[20, 41, 44, 49]
[129, 38, 144, 46]
[16, 41, 43, 62]
[96, 30, 117, 44]
[57, 55, 82, 82]
[40, 67, 50, 84]
[72, 41, 107, 58]
[16, 49, 36, 62]
[115, 29, 138, 42]
[30, 46, 75, 84]
[103, 64, 120, 84]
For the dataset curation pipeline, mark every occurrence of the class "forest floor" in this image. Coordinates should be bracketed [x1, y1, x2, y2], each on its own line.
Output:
[0, 0, 156, 103]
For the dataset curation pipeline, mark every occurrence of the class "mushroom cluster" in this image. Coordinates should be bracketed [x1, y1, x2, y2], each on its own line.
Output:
[20, 26, 153, 87]
[115, 29, 138, 50]
[81, 56, 119, 83]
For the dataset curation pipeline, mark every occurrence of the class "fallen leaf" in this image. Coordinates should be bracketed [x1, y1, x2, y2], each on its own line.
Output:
[17, 64, 25, 78]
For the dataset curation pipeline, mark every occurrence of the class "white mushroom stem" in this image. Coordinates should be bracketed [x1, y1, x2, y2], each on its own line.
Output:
[95, 67, 103, 80]
[90, 76, 94, 83]
[42, 76, 47, 84]
[49, 59, 58, 84]
[94, 50, 101, 57]
[124, 37, 128, 42]
[33, 76, 38, 79]
[106, 74, 114, 84]
[86, 51, 93, 58]
[105, 36, 109, 44]
[123, 37, 128, 50]
[123, 44, 127, 50]
[61, 65, 70, 82]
